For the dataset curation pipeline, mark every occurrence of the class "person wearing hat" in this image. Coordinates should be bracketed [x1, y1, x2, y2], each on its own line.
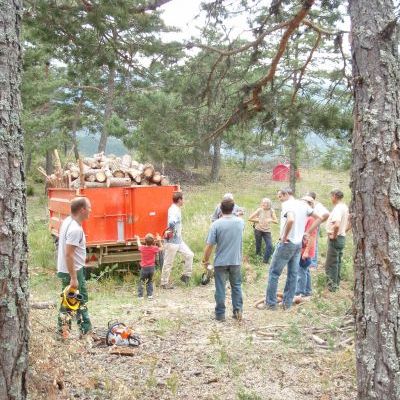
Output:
[265, 188, 322, 310]
[296, 195, 318, 297]
[211, 193, 244, 222]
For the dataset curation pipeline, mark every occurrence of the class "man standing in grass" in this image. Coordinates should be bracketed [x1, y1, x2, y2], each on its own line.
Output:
[161, 191, 194, 288]
[202, 198, 245, 321]
[265, 188, 322, 310]
[57, 197, 92, 338]
[325, 189, 350, 292]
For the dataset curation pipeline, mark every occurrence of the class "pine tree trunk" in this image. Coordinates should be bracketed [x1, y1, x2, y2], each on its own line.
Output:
[210, 136, 221, 182]
[242, 151, 247, 170]
[45, 148, 53, 175]
[98, 65, 116, 153]
[288, 129, 297, 195]
[0, 2, 30, 399]
[350, 1, 400, 399]
[71, 96, 83, 160]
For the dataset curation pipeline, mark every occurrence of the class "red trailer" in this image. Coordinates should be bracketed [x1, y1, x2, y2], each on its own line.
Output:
[48, 185, 179, 267]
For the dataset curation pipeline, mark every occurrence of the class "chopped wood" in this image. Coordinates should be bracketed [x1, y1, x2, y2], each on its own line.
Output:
[311, 334, 327, 346]
[83, 157, 98, 169]
[151, 172, 162, 183]
[84, 181, 107, 188]
[142, 163, 155, 179]
[30, 301, 57, 309]
[109, 177, 132, 187]
[46, 149, 172, 189]
[121, 154, 132, 169]
[95, 170, 106, 183]
[108, 345, 137, 356]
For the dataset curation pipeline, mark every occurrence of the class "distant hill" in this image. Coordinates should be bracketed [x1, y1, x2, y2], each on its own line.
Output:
[77, 131, 129, 156]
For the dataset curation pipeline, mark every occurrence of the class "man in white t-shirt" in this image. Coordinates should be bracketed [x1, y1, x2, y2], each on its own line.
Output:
[57, 197, 92, 337]
[325, 189, 350, 292]
[265, 188, 322, 310]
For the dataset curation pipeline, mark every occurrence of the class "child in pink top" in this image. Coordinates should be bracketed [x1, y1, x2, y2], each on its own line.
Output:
[296, 204, 318, 297]
[135, 234, 162, 299]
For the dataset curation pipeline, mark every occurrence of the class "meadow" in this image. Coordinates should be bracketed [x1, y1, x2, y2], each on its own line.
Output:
[27, 164, 355, 400]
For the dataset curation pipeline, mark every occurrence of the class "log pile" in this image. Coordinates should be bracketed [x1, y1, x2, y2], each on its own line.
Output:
[40, 150, 170, 189]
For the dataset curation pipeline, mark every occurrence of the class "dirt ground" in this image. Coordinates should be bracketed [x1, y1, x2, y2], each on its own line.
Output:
[28, 269, 356, 400]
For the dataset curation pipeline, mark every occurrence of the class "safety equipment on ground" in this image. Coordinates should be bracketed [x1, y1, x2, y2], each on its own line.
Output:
[60, 286, 83, 311]
[201, 264, 214, 286]
[106, 321, 141, 347]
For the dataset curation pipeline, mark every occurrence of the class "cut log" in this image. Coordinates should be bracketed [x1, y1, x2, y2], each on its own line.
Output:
[108, 346, 137, 356]
[84, 181, 107, 188]
[53, 149, 62, 174]
[134, 174, 142, 184]
[30, 301, 56, 309]
[83, 157, 99, 169]
[95, 170, 107, 183]
[160, 176, 170, 186]
[127, 168, 140, 180]
[70, 166, 80, 179]
[142, 163, 155, 179]
[151, 172, 162, 184]
[108, 177, 131, 187]
[131, 160, 139, 168]
[121, 154, 132, 170]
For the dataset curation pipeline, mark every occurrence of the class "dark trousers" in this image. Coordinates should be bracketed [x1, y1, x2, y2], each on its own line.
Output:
[57, 268, 92, 334]
[138, 267, 155, 297]
[325, 236, 346, 291]
[254, 229, 273, 263]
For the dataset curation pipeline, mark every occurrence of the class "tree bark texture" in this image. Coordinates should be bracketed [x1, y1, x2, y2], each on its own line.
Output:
[210, 136, 221, 182]
[350, 1, 400, 399]
[288, 129, 297, 195]
[71, 96, 83, 160]
[98, 65, 116, 153]
[0, 1, 30, 399]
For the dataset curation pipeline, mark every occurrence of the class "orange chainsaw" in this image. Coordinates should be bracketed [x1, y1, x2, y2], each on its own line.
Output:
[106, 321, 141, 347]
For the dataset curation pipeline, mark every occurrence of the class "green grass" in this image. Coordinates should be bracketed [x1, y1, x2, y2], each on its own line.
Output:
[27, 165, 353, 306]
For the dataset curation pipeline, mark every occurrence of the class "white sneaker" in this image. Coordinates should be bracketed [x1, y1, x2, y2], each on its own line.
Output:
[148, 295, 153, 300]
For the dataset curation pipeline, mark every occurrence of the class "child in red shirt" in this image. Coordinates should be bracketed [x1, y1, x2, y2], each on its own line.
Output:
[135, 234, 162, 299]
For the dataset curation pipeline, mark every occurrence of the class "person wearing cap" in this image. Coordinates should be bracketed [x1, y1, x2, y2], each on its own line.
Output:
[211, 193, 244, 222]
[296, 195, 319, 297]
[306, 191, 330, 269]
[325, 189, 350, 292]
[265, 188, 322, 310]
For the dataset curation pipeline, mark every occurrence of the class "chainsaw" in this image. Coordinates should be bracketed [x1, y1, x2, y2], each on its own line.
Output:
[60, 286, 83, 311]
[106, 321, 141, 347]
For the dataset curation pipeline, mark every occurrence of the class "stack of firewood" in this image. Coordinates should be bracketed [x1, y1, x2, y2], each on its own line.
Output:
[39, 151, 170, 189]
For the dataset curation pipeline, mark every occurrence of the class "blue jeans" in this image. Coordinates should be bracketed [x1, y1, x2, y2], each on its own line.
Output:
[254, 229, 273, 263]
[214, 265, 243, 319]
[296, 257, 312, 296]
[266, 241, 302, 308]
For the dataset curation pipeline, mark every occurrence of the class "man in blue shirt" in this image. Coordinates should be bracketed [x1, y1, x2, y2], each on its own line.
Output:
[202, 198, 245, 321]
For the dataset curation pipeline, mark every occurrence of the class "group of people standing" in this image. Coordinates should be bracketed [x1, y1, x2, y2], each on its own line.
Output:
[56, 187, 350, 336]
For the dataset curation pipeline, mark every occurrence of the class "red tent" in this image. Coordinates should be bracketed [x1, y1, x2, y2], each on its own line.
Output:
[272, 163, 300, 181]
